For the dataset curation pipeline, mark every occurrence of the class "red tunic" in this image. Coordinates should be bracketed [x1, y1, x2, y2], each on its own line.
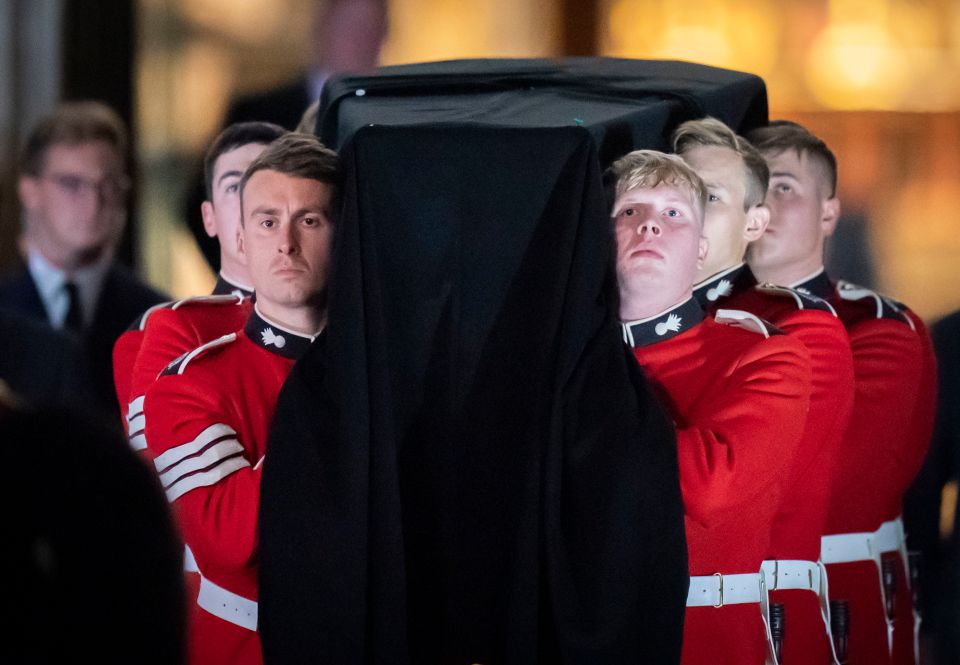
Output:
[112, 273, 252, 440]
[111, 300, 172, 428]
[126, 295, 251, 452]
[799, 271, 927, 665]
[695, 265, 855, 664]
[628, 298, 812, 665]
[143, 309, 315, 665]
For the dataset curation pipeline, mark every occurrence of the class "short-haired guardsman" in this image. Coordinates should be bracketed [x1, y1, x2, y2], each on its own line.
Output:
[674, 117, 855, 665]
[142, 133, 339, 665]
[747, 120, 935, 665]
[613, 148, 813, 665]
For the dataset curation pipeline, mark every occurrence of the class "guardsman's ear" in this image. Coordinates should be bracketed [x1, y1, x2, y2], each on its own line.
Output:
[821, 196, 841, 238]
[236, 228, 246, 260]
[696, 235, 709, 270]
[744, 203, 770, 242]
[200, 201, 217, 239]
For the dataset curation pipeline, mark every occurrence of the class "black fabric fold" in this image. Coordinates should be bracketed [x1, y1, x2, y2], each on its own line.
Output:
[259, 122, 687, 664]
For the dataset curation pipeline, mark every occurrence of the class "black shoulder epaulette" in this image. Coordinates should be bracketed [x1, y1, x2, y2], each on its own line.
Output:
[756, 283, 837, 315]
[160, 333, 237, 377]
[171, 293, 245, 311]
[835, 281, 913, 328]
[714, 308, 784, 338]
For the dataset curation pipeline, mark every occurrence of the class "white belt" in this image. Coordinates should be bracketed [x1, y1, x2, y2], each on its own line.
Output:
[687, 560, 825, 608]
[763, 559, 841, 665]
[820, 518, 905, 564]
[820, 517, 910, 658]
[687, 570, 782, 665]
[760, 559, 823, 594]
[687, 571, 763, 607]
[197, 574, 258, 631]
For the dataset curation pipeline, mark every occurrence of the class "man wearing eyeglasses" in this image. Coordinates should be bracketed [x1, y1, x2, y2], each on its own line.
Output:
[0, 101, 167, 414]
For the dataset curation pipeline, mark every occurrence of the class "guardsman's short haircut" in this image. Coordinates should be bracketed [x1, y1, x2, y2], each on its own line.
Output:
[238, 133, 340, 224]
[20, 101, 128, 176]
[609, 149, 708, 219]
[203, 122, 287, 200]
[746, 120, 838, 197]
[672, 116, 770, 210]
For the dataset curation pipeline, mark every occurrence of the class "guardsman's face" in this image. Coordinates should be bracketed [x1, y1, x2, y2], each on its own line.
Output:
[239, 169, 334, 316]
[682, 144, 764, 279]
[19, 140, 128, 261]
[614, 182, 708, 297]
[747, 148, 836, 275]
[202, 142, 269, 266]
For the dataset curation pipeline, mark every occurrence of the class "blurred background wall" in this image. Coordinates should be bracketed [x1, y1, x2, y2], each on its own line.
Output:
[1, 0, 958, 320]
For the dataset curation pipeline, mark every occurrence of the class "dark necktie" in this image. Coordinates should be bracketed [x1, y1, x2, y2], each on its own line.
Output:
[63, 281, 83, 332]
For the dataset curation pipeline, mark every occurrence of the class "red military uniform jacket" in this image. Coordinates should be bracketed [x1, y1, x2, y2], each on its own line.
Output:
[143, 307, 317, 665]
[112, 300, 172, 426]
[694, 264, 855, 664]
[798, 269, 930, 665]
[112, 274, 252, 440]
[627, 297, 812, 665]
[126, 294, 252, 452]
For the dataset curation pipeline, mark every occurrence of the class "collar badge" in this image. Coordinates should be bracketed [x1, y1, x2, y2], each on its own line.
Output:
[261, 327, 287, 349]
[706, 278, 733, 302]
[655, 313, 682, 336]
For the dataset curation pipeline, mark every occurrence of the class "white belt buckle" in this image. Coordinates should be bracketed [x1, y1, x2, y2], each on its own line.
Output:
[713, 572, 724, 608]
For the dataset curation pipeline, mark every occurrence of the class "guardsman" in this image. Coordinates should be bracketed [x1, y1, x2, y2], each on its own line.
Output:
[612, 149, 812, 664]
[142, 133, 338, 665]
[746, 120, 935, 665]
[113, 122, 285, 442]
[674, 117, 855, 664]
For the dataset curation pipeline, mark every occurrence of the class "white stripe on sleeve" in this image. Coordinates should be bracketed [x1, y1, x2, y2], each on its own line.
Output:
[153, 423, 237, 472]
[166, 456, 250, 502]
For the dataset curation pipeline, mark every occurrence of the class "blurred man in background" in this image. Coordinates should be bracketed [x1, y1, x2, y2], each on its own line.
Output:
[0, 101, 167, 416]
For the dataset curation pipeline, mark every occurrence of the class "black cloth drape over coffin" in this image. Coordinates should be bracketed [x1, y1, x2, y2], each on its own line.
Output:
[259, 58, 768, 665]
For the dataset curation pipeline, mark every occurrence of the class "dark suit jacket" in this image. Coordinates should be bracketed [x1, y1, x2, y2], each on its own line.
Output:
[905, 310, 960, 663]
[0, 306, 91, 408]
[0, 263, 168, 418]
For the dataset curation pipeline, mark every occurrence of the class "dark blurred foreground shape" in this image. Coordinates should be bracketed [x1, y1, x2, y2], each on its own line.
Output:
[0, 394, 186, 665]
[259, 57, 767, 664]
[905, 309, 960, 664]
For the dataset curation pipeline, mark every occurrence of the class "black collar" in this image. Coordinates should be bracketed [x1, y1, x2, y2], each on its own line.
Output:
[214, 274, 254, 298]
[791, 269, 833, 300]
[692, 263, 757, 308]
[622, 297, 705, 348]
[244, 307, 318, 360]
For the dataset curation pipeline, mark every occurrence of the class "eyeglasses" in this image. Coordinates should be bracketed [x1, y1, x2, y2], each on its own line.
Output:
[43, 172, 131, 200]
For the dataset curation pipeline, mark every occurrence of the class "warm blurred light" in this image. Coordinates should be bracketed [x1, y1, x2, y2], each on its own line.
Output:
[137, 50, 171, 156]
[805, 22, 909, 109]
[381, 0, 558, 64]
[171, 42, 234, 153]
[169, 226, 216, 297]
[604, 0, 779, 80]
[879, 178, 960, 318]
[177, 0, 290, 44]
[602, 0, 960, 112]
